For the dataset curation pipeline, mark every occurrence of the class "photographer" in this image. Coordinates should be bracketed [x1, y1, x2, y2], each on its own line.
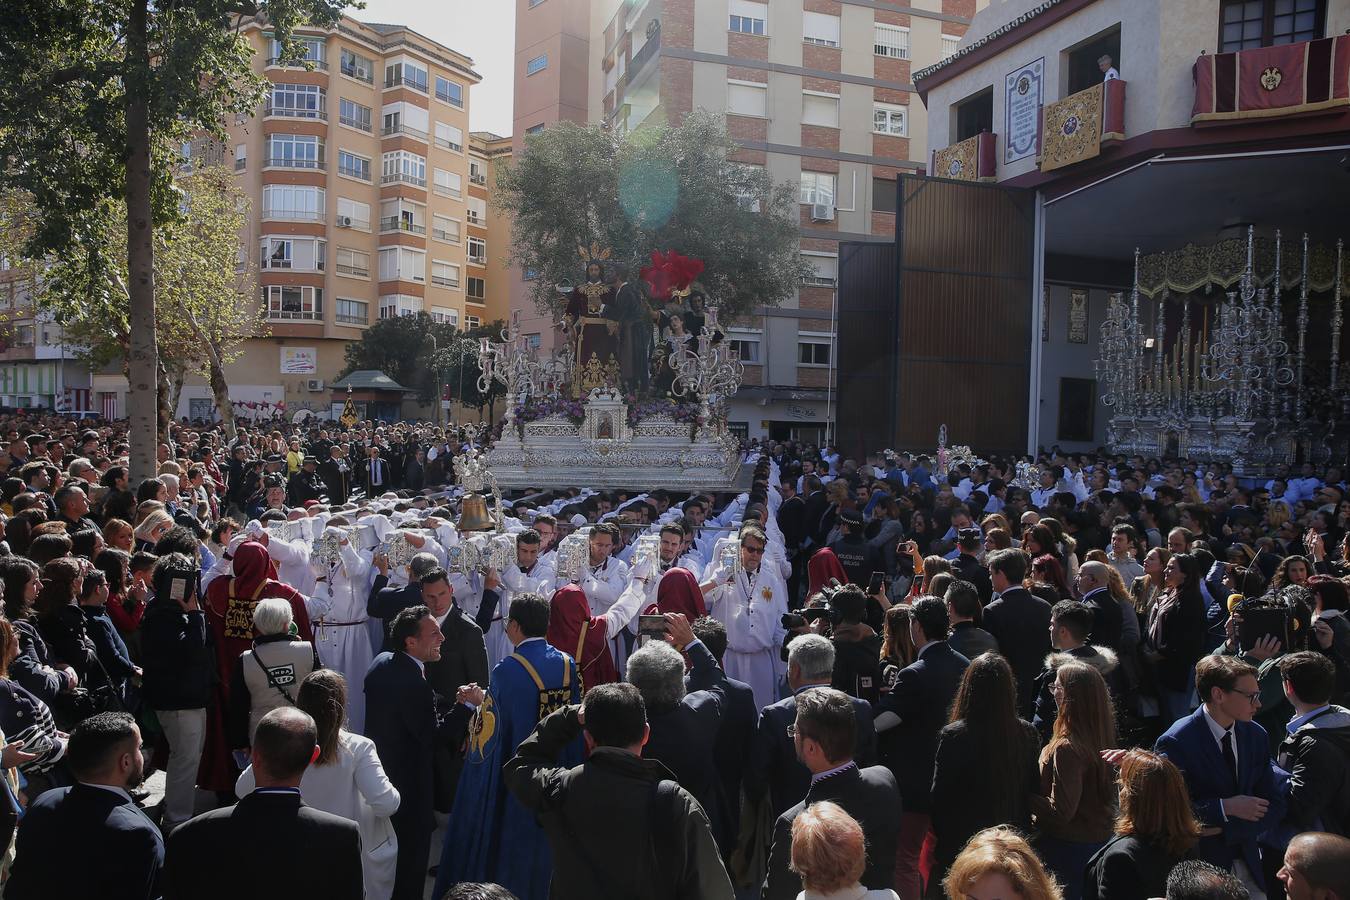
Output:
[1219, 583, 1316, 752]
[828, 584, 883, 705]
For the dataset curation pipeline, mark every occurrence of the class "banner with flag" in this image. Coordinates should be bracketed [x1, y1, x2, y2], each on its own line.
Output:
[1193, 34, 1350, 123]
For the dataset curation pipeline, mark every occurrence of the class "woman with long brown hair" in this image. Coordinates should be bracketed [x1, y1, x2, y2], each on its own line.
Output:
[945, 826, 1064, 900]
[1032, 662, 1118, 900]
[930, 652, 1041, 895]
[1084, 750, 1201, 900]
[1130, 546, 1171, 620]
[1030, 553, 1073, 603]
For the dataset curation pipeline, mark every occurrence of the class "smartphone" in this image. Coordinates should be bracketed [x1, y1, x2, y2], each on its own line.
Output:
[638, 614, 669, 637]
[867, 571, 886, 595]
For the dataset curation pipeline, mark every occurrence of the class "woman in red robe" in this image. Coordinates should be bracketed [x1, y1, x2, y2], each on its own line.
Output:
[546, 585, 619, 691]
[198, 540, 313, 793]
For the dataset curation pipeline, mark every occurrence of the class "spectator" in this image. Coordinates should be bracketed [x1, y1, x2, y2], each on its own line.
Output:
[503, 682, 734, 898]
[35, 558, 104, 724]
[1306, 576, 1350, 671]
[763, 687, 900, 900]
[1031, 661, 1118, 900]
[1276, 832, 1350, 900]
[6, 712, 162, 900]
[1164, 860, 1250, 900]
[1133, 547, 1173, 621]
[828, 583, 883, 703]
[1030, 553, 1073, 605]
[789, 801, 899, 900]
[1146, 552, 1209, 722]
[166, 707, 363, 900]
[943, 826, 1064, 900]
[944, 579, 999, 661]
[236, 670, 400, 900]
[1077, 560, 1125, 653]
[984, 548, 1054, 717]
[1033, 601, 1121, 741]
[877, 604, 916, 690]
[0, 617, 66, 798]
[226, 598, 320, 754]
[1085, 750, 1203, 900]
[951, 528, 993, 606]
[0, 557, 76, 706]
[76, 567, 138, 705]
[1272, 652, 1349, 838]
[930, 652, 1041, 892]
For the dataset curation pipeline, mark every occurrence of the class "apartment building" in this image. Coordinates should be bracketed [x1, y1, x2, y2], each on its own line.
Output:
[468, 132, 515, 335]
[515, 0, 982, 443]
[0, 259, 93, 414]
[88, 16, 482, 421]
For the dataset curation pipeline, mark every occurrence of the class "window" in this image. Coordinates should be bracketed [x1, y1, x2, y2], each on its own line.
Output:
[526, 333, 542, 349]
[1066, 28, 1122, 93]
[466, 314, 482, 328]
[799, 171, 836, 206]
[467, 238, 486, 265]
[434, 121, 464, 152]
[955, 89, 994, 142]
[874, 23, 909, 59]
[336, 247, 370, 278]
[433, 168, 462, 198]
[435, 76, 464, 107]
[263, 185, 325, 221]
[728, 337, 761, 363]
[339, 98, 372, 132]
[269, 35, 325, 68]
[264, 285, 322, 321]
[467, 277, 485, 300]
[430, 307, 459, 326]
[432, 214, 461, 243]
[873, 102, 908, 136]
[728, 80, 767, 117]
[336, 197, 370, 230]
[798, 340, 832, 366]
[801, 254, 837, 287]
[526, 54, 548, 76]
[803, 12, 841, 47]
[381, 150, 427, 187]
[234, 143, 247, 171]
[525, 123, 545, 135]
[337, 150, 370, 181]
[266, 134, 323, 169]
[382, 102, 429, 140]
[431, 260, 461, 288]
[379, 198, 426, 234]
[336, 298, 368, 325]
[803, 93, 840, 127]
[470, 160, 487, 185]
[261, 236, 324, 271]
[467, 198, 486, 226]
[340, 48, 374, 83]
[385, 59, 429, 92]
[378, 247, 426, 283]
[1220, 0, 1322, 51]
[732, 162, 764, 211]
[872, 176, 897, 214]
[941, 34, 961, 59]
[267, 84, 325, 119]
[379, 294, 423, 318]
[729, 0, 767, 34]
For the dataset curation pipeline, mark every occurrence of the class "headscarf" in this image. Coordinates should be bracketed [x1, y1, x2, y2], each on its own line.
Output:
[205, 540, 312, 642]
[546, 586, 617, 688]
[647, 567, 706, 620]
[808, 547, 848, 595]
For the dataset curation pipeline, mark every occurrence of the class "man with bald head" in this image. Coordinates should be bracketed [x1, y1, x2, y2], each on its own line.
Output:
[1279, 833, 1350, 900]
[165, 707, 362, 900]
[1076, 560, 1124, 653]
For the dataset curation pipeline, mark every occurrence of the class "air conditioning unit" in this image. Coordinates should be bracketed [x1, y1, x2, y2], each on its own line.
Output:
[336, 216, 352, 227]
[353, 65, 369, 80]
[307, 379, 325, 392]
[811, 202, 835, 222]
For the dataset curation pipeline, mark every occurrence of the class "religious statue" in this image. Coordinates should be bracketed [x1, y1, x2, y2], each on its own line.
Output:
[563, 253, 622, 398]
[608, 263, 655, 396]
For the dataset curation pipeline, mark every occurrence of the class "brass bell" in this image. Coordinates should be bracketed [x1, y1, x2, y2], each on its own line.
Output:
[457, 492, 496, 532]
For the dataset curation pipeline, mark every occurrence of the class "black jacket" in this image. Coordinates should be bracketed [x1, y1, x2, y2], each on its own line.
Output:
[744, 687, 876, 820]
[953, 553, 993, 606]
[947, 621, 999, 662]
[1080, 587, 1125, 652]
[7, 783, 164, 900]
[10, 618, 73, 705]
[285, 469, 324, 507]
[1084, 834, 1192, 900]
[776, 495, 806, 555]
[686, 655, 757, 846]
[317, 458, 350, 506]
[166, 790, 361, 900]
[1032, 645, 1120, 742]
[139, 600, 214, 711]
[762, 763, 901, 900]
[875, 640, 970, 813]
[982, 587, 1053, 717]
[1276, 704, 1350, 837]
[504, 705, 734, 900]
[827, 534, 882, 587]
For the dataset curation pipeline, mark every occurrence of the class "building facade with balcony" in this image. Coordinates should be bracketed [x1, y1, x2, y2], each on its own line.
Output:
[0, 261, 93, 415]
[468, 132, 515, 332]
[835, 0, 1350, 458]
[516, 0, 982, 444]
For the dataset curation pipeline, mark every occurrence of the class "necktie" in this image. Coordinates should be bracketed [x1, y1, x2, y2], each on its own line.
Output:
[1221, 729, 1238, 782]
[370, 459, 378, 486]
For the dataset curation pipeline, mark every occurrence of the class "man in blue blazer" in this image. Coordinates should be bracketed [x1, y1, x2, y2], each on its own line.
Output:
[1155, 655, 1283, 893]
[7, 712, 163, 900]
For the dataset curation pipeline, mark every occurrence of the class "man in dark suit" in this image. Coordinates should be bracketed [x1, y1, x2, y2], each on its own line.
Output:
[983, 548, 1053, 717]
[777, 478, 807, 605]
[366, 605, 479, 900]
[317, 445, 351, 506]
[165, 707, 362, 900]
[689, 615, 759, 846]
[361, 445, 391, 496]
[1076, 560, 1124, 653]
[367, 551, 443, 634]
[7, 712, 163, 900]
[874, 594, 970, 900]
[1155, 655, 1281, 895]
[763, 687, 901, 900]
[951, 528, 994, 606]
[745, 633, 876, 820]
[801, 475, 830, 553]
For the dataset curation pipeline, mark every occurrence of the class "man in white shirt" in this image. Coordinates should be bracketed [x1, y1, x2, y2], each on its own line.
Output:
[700, 524, 788, 710]
[574, 522, 631, 672]
[495, 530, 555, 669]
[1099, 54, 1119, 80]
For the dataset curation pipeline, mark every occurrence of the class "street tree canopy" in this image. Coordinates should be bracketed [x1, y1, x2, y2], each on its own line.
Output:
[497, 109, 810, 322]
[341, 313, 506, 411]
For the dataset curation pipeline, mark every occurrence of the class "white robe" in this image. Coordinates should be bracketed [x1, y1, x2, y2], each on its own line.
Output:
[311, 543, 375, 733]
[577, 557, 631, 676]
[492, 560, 556, 669]
[706, 564, 788, 710]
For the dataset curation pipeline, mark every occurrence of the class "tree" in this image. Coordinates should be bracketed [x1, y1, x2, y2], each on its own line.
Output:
[497, 109, 810, 323]
[0, 0, 346, 480]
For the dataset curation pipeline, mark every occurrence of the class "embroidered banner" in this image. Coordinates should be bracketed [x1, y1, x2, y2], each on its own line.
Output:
[1192, 35, 1350, 123]
[1041, 82, 1103, 173]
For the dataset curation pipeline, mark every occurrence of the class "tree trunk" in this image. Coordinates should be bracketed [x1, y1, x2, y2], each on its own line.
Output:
[156, 358, 173, 447]
[123, 0, 158, 483]
[207, 353, 236, 433]
[168, 366, 186, 423]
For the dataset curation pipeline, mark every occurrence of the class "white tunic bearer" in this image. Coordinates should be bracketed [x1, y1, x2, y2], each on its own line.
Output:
[492, 559, 556, 669]
[577, 557, 631, 675]
[706, 563, 788, 711]
[311, 530, 375, 733]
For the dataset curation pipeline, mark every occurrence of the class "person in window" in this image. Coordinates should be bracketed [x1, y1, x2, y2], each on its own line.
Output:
[1098, 54, 1119, 81]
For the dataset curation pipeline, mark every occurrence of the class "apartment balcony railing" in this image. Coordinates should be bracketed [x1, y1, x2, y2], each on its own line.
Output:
[341, 62, 374, 83]
[384, 74, 429, 93]
[1192, 35, 1350, 125]
[382, 122, 429, 142]
[379, 216, 427, 235]
[264, 103, 326, 120]
[267, 57, 327, 70]
[470, 173, 487, 185]
[265, 156, 326, 171]
[381, 172, 427, 188]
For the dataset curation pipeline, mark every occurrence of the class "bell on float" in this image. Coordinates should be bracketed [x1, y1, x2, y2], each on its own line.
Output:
[457, 492, 496, 532]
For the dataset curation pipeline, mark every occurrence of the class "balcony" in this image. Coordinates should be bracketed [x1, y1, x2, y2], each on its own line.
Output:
[379, 216, 427, 235]
[381, 172, 427, 188]
[434, 136, 463, 152]
[466, 212, 484, 226]
[432, 227, 459, 243]
[384, 74, 429, 94]
[1192, 35, 1350, 125]
[626, 21, 661, 86]
[432, 185, 461, 199]
[339, 113, 372, 132]
[932, 132, 996, 182]
[264, 103, 326, 121]
[265, 156, 325, 171]
[337, 163, 370, 181]
[382, 122, 429, 142]
[1038, 79, 1126, 173]
[470, 172, 487, 185]
[468, 254, 486, 266]
[340, 62, 374, 84]
[267, 56, 327, 71]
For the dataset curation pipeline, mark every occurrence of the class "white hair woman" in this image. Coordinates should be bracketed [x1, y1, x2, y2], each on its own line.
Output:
[226, 598, 321, 753]
[790, 801, 899, 899]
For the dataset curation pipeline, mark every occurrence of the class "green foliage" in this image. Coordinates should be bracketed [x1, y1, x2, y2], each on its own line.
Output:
[496, 109, 809, 322]
[340, 313, 506, 410]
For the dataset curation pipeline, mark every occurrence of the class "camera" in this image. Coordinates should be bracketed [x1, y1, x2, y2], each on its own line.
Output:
[1232, 585, 1313, 654]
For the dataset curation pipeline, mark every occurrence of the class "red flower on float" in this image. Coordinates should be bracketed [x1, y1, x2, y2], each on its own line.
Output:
[640, 250, 704, 301]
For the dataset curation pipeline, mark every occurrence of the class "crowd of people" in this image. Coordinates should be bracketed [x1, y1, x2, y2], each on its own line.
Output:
[0, 409, 1346, 900]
